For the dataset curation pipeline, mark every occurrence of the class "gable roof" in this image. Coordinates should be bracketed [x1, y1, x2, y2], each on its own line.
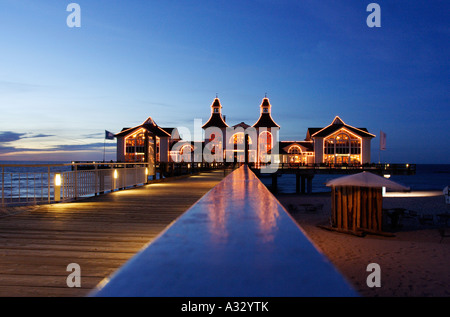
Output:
[233, 122, 251, 129]
[310, 116, 375, 139]
[279, 141, 314, 154]
[161, 127, 181, 140]
[306, 128, 322, 141]
[115, 117, 172, 138]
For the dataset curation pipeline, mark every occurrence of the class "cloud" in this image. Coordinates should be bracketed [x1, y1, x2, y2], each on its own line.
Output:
[23, 133, 55, 139]
[0, 131, 55, 142]
[82, 132, 105, 139]
[0, 131, 26, 142]
[30, 133, 54, 138]
[0, 130, 115, 155]
[54, 143, 116, 151]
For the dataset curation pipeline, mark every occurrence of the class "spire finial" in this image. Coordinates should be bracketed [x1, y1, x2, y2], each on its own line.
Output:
[265, 92, 267, 98]
[216, 93, 218, 99]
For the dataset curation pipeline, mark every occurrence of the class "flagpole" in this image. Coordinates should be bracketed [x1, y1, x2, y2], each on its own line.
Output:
[103, 130, 106, 162]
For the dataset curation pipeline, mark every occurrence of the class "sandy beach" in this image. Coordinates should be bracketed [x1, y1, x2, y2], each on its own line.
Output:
[277, 191, 450, 297]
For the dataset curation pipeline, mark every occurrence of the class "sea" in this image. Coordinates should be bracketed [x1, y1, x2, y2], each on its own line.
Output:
[1, 161, 449, 197]
[0, 161, 73, 200]
[257, 164, 450, 194]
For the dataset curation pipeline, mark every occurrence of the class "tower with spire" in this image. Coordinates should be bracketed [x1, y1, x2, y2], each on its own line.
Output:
[252, 97, 280, 163]
[202, 97, 229, 160]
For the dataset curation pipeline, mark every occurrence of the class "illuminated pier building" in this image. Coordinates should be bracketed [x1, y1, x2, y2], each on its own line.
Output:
[115, 97, 374, 165]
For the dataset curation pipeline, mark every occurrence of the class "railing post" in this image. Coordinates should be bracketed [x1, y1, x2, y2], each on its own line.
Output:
[1, 166, 4, 207]
[74, 164, 78, 200]
[95, 164, 98, 196]
[47, 166, 50, 203]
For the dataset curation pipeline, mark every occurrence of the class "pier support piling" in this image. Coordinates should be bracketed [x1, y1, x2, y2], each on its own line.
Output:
[307, 176, 313, 194]
[271, 173, 278, 192]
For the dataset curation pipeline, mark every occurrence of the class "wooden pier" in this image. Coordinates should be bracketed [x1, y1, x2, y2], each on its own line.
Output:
[0, 170, 227, 297]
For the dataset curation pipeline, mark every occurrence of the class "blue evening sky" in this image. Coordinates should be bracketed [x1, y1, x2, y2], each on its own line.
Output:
[0, 0, 448, 163]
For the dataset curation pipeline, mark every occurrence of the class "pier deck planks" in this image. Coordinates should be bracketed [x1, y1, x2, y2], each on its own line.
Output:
[0, 170, 226, 297]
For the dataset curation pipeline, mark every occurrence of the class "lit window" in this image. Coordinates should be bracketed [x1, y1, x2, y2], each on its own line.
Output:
[288, 146, 301, 154]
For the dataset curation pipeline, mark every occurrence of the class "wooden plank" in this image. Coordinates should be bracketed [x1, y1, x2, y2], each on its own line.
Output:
[347, 187, 353, 230]
[352, 186, 357, 231]
[361, 188, 367, 229]
[0, 170, 225, 297]
[331, 186, 336, 227]
[377, 188, 383, 231]
[342, 186, 348, 230]
[337, 187, 342, 228]
[355, 187, 361, 229]
[0, 285, 89, 297]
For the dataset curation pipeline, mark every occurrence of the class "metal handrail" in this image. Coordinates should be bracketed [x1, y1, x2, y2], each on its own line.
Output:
[92, 165, 358, 297]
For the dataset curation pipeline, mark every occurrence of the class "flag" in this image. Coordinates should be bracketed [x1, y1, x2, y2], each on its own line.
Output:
[105, 130, 115, 140]
[380, 130, 386, 151]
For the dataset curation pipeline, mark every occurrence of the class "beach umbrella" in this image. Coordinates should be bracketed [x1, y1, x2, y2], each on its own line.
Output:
[325, 171, 409, 191]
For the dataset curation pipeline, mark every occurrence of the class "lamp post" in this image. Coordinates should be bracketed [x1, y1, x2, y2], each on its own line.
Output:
[54, 173, 62, 202]
[113, 169, 118, 190]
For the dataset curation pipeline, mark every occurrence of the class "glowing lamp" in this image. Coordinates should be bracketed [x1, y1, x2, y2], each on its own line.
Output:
[114, 169, 118, 179]
[54, 174, 62, 202]
[55, 174, 61, 186]
[384, 174, 391, 179]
